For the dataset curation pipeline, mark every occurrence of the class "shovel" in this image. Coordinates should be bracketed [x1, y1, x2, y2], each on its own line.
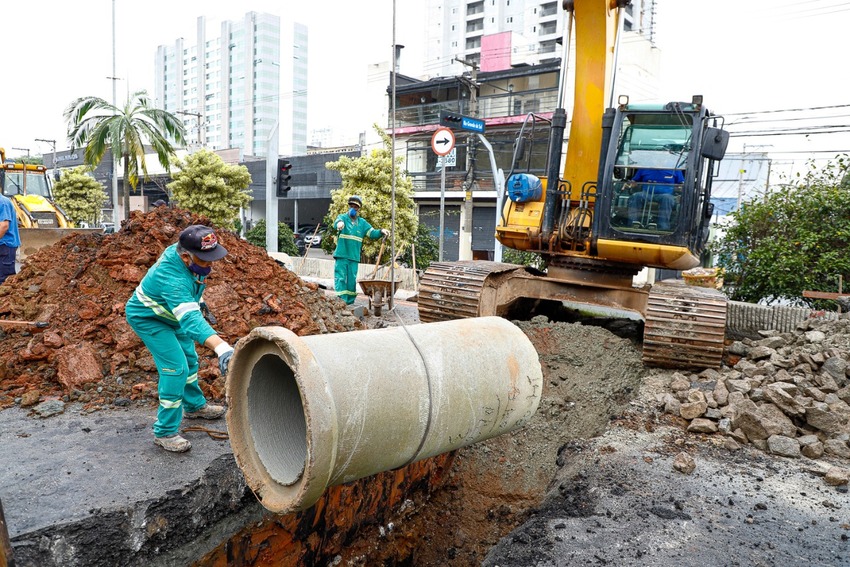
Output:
[368, 235, 388, 279]
[0, 319, 49, 329]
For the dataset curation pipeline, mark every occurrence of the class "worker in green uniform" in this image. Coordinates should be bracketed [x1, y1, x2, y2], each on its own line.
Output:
[332, 195, 389, 305]
[125, 225, 235, 453]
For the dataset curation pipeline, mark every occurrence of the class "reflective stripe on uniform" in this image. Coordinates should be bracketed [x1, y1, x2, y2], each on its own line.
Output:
[134, 286, 178, 322]
[339, 234, 363, 243]
[173, 302, 200, 321]
[336, 289, 358, 297]
[186, 372, 198, 385]
[159, 398, 182, 409]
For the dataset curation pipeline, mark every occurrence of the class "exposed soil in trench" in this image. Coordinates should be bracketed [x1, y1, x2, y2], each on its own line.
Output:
[327, 316, 648, 565]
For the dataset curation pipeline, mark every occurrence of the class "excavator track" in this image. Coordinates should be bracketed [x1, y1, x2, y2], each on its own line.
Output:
[642, 280, 728, 369]
[418, 261, 522, 323]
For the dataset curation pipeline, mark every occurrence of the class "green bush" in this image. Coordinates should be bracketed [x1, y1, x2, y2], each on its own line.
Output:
[502, 248, 546, 270]
[711, 155, 850, 305]
[245, 219, 299, 256]
[399, 223, 439, 271]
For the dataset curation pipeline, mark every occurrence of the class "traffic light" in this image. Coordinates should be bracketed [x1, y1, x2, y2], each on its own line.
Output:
[276, 158, 292, 197]
[439, 110, 463, 128]
[439, 109, 486, 133]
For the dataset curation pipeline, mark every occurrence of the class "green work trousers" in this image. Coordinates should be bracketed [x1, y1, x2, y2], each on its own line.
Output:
[334, 257, 359, 305]
[129, 318, 207, 437]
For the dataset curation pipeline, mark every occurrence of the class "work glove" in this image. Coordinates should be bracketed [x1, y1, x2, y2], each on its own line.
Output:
[336, 220, 344, 231]
[381, 228, 390, 237]
[215, 343, 234, 375]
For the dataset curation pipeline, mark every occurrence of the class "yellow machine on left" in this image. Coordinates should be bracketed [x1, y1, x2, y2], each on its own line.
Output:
[0, 147, 101, 258]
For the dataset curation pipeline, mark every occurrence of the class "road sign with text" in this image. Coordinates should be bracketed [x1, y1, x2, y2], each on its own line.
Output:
[439, 110, 486, 133]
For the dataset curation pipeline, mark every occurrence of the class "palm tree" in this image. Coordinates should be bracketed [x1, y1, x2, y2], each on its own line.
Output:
[64, 90, 186, 222]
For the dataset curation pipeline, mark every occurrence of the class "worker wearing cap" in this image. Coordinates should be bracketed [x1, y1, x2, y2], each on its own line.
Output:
[125, 224, 235, 453]
[332, 195, 389, 305]
[0, 193, 20, 285]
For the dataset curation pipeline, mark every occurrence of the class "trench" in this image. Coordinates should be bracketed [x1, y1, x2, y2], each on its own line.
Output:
[195, 317, 646, 566]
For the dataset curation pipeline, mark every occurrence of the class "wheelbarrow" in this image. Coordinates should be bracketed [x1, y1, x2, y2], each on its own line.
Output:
[358, 278, 401, 316]
[357, 236, 401, 317]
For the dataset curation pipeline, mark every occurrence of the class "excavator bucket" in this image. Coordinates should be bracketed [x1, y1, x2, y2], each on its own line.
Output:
[18, 228, 103, 260]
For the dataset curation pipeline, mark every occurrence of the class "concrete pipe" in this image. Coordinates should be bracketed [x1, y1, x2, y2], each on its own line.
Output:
[225, 316, 543, 514]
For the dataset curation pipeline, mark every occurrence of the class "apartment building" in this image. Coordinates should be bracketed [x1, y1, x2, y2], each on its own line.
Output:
[425, 0, 656, 76]
[154, 11, 308, 159]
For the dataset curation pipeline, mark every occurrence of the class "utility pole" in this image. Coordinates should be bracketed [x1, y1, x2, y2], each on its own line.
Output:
[110, 0, 119, 226]
[453, 57, 479, 261]
[176, 110, 204, 149]
[35, 139, 57, 178]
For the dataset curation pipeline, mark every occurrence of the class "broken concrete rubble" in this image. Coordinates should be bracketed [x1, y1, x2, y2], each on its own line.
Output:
[660, 316, 850, 484]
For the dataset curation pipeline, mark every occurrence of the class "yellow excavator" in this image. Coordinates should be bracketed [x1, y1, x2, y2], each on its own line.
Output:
[0, 147, 100, 258]
[418, 0, 730, 369]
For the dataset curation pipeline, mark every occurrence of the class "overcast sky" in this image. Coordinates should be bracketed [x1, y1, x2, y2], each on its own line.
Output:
[4, 0, 849, 174]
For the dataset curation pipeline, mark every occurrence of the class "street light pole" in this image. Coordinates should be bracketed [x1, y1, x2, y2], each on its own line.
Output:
[35, 139, 57, 177]
[11, 147, 30, 161]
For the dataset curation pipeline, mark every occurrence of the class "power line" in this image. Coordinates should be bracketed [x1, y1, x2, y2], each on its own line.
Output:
[724, 103, 850, 118]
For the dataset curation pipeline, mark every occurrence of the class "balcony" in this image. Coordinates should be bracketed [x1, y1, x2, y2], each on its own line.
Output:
[466, 18, 484, 33]
[391, 87, 559, 129]
[540, 2, 558, 18]
[539, 22, 558, 36]
[467, 1, 484, 16]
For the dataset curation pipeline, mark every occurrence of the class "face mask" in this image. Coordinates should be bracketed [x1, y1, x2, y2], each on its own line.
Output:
[348, 208, 358, 218]
[189, 262, 211, 277]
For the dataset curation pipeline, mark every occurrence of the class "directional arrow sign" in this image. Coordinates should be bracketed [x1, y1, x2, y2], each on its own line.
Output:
[431, 127, 455, 156]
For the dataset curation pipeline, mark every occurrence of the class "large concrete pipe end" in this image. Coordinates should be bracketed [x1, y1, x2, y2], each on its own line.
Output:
[225, 316, 543, 515]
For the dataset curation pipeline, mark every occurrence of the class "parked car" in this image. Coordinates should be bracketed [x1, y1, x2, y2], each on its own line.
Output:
[305, 226, 327, 246]
[296, 224, 327, 246]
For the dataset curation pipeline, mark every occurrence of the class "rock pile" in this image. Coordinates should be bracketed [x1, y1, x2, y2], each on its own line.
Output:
[0, 207, 359, 412]
[659, 316, 850, 482]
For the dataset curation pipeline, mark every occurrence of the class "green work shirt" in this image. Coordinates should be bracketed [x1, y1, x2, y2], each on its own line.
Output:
[332, 214, 382, 261]
[125, 243, 216, 345]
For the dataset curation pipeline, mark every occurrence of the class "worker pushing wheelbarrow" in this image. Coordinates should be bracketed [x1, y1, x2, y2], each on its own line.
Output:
[332, 195, 391, 306]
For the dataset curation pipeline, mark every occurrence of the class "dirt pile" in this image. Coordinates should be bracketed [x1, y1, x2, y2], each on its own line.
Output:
[658, 316, 850, 472]
[0, 207, 359, 412]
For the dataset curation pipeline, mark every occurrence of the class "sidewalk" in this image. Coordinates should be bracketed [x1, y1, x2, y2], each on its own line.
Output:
[269, 252, 419, 302]
[0, 404, 262, 566]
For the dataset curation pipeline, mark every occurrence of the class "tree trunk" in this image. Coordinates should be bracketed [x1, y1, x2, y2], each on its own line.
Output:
[123, 153, 131, 221]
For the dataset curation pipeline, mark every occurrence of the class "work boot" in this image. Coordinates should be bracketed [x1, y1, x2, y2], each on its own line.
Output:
[154, 434, 191, 453]
[184, 403, 226, 420]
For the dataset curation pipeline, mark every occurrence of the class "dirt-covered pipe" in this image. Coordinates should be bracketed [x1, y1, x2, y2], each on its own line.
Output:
[225, 316, 543, 514]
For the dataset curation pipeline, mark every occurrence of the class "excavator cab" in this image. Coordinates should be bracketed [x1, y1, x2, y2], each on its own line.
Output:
[592, 98, 728, 269]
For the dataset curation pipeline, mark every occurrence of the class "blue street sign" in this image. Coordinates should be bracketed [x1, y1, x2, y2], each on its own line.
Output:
[439, 109, 486, 133]
[461, 116, 485, 133]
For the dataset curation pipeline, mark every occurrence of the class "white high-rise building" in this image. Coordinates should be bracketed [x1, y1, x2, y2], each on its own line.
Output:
[425, 0, 656, 76]
[155, 12, 308, 158]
